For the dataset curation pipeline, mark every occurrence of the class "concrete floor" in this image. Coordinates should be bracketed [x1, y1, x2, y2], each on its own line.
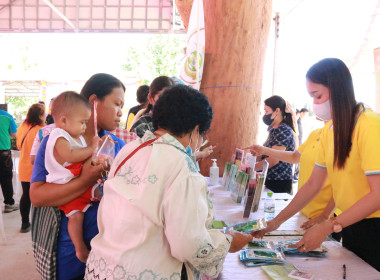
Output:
[0, 156, 40, 280]
[0, 209, 40, 280]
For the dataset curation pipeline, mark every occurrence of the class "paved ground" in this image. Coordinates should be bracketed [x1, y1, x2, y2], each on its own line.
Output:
[0, 165, 40, 280]
[0, 209, 40, 280]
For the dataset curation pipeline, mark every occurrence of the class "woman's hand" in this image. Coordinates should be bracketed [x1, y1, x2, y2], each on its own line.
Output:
[250, 219, 281, 239]
[196, 145, 214, 161]
[290, 221, 332, 252]
[79, 157, 109, 186]
[243, 145, 266, 157]
[301, 215, 329, 230]
[227, 230, 253, 253]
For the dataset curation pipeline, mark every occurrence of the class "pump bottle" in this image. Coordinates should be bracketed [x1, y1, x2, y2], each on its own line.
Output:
[210, 159, 219, 185]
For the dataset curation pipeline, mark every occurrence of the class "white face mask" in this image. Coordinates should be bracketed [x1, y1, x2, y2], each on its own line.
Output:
[312, 99, 332, 121]
[186, 129, 200, 158]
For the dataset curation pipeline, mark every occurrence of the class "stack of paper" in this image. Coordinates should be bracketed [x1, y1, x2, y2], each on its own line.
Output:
[261, 264, 298, 280]
[251, 160, 269, 212]
[276, 239, 328, 257]
[221, 162, 232, 188]
[248, 240, 276, 250]
[240, 248, 286, 267]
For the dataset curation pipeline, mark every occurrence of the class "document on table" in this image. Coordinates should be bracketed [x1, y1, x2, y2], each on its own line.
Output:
[291, 241, 380, 280]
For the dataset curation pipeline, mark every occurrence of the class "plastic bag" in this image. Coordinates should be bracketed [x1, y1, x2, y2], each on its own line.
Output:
[91, 135, 115, 167]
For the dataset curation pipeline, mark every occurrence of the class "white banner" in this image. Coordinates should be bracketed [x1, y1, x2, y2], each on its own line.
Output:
[179, 0, 205, 90]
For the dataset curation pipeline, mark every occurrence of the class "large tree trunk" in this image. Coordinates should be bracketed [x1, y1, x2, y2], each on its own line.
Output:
[200, 0, 272, 176]
[176, 0, 272, 176]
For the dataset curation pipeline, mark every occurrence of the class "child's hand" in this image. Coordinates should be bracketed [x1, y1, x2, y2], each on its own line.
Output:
[90, 136, 101, 150]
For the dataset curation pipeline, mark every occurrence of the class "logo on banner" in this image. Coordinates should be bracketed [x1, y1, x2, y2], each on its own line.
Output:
[184, 50, 204, 80]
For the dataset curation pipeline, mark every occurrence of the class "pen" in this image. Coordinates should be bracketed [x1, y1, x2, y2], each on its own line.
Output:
[343, 264, 346, 279]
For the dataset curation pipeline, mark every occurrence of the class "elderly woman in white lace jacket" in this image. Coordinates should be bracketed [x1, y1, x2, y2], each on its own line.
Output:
[85, 85, 252, 280]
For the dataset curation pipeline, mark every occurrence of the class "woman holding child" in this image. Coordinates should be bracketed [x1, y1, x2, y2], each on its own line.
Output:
[85, 85, 252, 280]
[30, 73, 126, 280]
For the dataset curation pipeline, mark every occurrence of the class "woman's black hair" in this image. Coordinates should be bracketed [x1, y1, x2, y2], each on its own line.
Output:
[152, 85, 213, 137]
[24, 103, 45, 126]
[80, 73, 125, 100]
[144, 76, 175, 115]
[306, 58, 358, 169]
[264, 95, 295, 132]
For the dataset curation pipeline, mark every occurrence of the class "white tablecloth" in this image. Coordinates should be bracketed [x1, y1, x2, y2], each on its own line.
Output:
[208, 183, 380, 280]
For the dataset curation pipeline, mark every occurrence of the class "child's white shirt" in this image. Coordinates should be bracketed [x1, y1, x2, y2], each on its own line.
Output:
[45, 128, 87, 184]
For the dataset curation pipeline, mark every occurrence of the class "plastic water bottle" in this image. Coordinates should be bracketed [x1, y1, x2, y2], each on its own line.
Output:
[264, 192, 275, 221]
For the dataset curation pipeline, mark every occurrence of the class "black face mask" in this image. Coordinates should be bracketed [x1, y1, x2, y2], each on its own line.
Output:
[262, 113, 274, 126]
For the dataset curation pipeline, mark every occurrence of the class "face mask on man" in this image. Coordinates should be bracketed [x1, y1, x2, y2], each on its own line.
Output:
[313, 100, 332, 121]
[262, 113, 275, 126]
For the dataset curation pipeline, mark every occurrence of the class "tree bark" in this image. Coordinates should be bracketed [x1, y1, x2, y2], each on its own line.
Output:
[199, 0, 272, 176]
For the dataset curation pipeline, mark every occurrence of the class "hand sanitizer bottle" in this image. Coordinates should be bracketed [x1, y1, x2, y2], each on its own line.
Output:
[210, 159, 219, 185]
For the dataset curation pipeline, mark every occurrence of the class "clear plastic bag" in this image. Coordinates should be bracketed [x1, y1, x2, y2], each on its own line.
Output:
[91, 136, 115, 167]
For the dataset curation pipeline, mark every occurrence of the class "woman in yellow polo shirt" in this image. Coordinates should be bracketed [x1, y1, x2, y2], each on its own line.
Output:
[246, 121, 335, 224]
[253, 58, 380, 271]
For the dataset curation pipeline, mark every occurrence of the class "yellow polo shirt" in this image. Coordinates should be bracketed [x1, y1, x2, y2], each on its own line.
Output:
[298, 124, 333, 219]
[315, 108, 380, 219]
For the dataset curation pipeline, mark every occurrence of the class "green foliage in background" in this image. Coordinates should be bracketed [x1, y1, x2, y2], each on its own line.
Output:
[6, 41, 39, 71]
[6, 96, 39, 126]
[122, 34, 185, 84]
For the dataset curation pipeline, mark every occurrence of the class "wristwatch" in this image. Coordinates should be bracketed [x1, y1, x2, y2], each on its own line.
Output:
[329, 217, 343, 233]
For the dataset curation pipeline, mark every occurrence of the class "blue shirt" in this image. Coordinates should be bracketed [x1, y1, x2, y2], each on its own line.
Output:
[0, 109, 17, 150]
[263, 123, 295, 180]
[31, 130, 125, 280]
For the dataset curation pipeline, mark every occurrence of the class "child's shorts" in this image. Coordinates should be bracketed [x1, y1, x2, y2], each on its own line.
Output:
[59, 185, 98, 217]
[58, 161, 99, 217]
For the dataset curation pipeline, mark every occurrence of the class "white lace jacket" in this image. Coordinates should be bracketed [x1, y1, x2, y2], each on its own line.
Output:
[85, 131, 231, 280]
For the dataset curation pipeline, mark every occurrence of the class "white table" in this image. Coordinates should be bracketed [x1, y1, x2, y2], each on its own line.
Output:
[208, 183, 380, 280]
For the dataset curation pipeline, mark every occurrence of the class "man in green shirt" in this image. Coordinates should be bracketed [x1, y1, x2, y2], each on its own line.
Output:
[0, 109, 19, 212]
